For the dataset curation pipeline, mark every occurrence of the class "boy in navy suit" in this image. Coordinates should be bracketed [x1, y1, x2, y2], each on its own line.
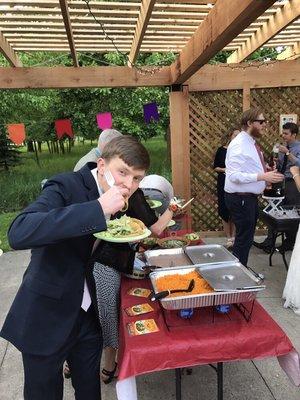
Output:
[1, 136, 150, 400]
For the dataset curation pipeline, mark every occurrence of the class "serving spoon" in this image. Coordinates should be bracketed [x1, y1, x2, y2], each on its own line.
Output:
[149, 279, 195, 301]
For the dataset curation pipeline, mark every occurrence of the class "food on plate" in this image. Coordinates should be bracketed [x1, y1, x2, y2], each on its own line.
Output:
[159, 237, 190, 248]
[105, 215, 145, 238]
[184, 232, 201, 241]
[155, 270, 213, 297]
[141, 237, 157, 246]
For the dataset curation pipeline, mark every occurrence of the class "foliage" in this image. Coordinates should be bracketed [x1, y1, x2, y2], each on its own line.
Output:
[0, 129, 22, 171]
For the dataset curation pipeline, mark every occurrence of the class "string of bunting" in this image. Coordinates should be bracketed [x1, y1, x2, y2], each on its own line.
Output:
[2, 102, 160, 145]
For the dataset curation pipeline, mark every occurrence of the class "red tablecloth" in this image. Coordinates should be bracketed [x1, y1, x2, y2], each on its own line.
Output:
[118, 277, 294, 381]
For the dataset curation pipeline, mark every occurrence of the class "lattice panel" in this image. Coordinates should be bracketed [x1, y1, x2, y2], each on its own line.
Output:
[189, 87, 300, 232]
[189, 90, 242, 231]
[251, 87, 300, 228]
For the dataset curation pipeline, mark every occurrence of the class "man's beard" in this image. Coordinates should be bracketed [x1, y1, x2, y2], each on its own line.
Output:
[250, 126, 261, 139]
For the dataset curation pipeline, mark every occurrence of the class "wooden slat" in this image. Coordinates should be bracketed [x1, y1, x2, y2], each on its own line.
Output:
[0, 66, 172, 89]
[169, 88, 191, 229]
[277, 41, 300, 60]
[227, 0, 300, 63]
[0, 30, 22, 67]
[170, 0, 276, 84]
[128, 0, 156, 65]
[59, 0, 78, 67]
[188, 60, 300, 91]
[242, 82, 251, 111]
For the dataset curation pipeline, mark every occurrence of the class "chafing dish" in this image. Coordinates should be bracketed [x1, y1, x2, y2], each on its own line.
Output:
[149, 264, 265, 310]
[144, 245, 237, 271]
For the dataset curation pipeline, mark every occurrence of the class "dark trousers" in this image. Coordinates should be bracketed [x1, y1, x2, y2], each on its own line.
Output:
[265, 179, 300, 246]
[22, 307, 102, 400]
[225, 192, 259, 266]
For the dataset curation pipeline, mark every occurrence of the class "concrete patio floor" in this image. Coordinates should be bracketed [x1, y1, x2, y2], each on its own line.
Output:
[0, 237, 299, 400]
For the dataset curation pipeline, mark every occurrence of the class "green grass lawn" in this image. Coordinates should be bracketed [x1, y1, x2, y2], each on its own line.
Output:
[0, 212, 18, 252]
[0, 136, 169, 252]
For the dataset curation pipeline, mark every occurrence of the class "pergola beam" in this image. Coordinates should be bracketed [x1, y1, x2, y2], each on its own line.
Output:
[0, 30, 22, 67]
[128, 0, 156, 66]
[0, 66, 172, 89]
[187, 60, 300, 91]
[227, 0, 300, 64]
[277, 41, 300, 60]
[58, 0, 78, 67]
[170, 0, 276, 84]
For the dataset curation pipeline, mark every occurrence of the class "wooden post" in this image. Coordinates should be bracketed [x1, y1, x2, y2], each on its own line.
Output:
[169, 87, 192, 230]
[243, 82, 251, 111]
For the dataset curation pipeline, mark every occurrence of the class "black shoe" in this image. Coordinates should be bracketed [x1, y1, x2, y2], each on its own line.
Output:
[253, 239, 272, 249]
[253, 241, 272, 253]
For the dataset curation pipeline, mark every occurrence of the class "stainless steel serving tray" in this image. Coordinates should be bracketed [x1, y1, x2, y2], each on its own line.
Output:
[144, 245, 238, 271]
[149, 266, 265, 310]
[185, 244, 238, 266]
[198, 262, 264, 292]
[144, 248, 193, 269]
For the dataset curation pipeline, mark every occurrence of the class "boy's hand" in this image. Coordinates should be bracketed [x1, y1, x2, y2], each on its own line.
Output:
[98, 186, 129, 215]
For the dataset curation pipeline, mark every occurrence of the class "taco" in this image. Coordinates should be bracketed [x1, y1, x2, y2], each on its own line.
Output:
[106, 215, 146, 238]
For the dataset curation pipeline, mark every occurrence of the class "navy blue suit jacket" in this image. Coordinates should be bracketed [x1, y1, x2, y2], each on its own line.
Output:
[0, 163, 107, 356]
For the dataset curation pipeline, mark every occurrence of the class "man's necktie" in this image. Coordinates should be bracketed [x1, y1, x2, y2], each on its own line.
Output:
[255, 142, 267, 172]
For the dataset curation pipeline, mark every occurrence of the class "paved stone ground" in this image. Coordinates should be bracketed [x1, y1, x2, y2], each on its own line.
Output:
[0, 237, 300, 400]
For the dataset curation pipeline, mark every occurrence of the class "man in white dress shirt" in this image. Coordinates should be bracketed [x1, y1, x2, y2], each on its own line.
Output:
[224, 108, 284, 266]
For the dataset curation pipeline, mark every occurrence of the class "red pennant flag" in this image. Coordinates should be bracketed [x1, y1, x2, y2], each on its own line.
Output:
[55, 119, 74, 139]
[7, 123, 26, 145]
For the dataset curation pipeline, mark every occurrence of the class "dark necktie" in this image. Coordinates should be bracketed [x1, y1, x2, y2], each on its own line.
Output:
[255, 143, 267, 172]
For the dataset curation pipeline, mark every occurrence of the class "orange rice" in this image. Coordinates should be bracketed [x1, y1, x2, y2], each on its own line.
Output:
[156, 270, 213, 297]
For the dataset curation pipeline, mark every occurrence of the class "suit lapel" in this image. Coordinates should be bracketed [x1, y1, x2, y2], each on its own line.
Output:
[78, 163, 100, 201]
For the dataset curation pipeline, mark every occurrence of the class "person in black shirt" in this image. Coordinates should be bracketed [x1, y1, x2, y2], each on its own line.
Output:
[213, 128, 240, 248]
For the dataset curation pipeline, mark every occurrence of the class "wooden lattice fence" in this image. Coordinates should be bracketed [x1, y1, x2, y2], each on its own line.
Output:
[189, 87, 300, 232]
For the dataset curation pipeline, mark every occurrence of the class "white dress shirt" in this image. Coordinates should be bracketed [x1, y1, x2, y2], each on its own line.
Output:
[224, 130, 266, 195]
[80, 167, 103, 312]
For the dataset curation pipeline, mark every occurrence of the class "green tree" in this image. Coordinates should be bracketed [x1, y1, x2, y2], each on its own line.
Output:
[0, 130, 21, 171]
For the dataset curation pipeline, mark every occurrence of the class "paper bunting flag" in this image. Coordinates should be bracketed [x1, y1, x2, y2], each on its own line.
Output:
[143, 102, 160, 124]
[55, 119, 74, 139]
[7, 123, 26, 145]
[96, 112, 112, 130]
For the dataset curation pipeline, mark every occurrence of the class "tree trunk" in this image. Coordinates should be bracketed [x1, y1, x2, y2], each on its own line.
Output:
[46, 141, 51, 153]
[27, 140, 34, 152]
[38, 141, 42, 152]
[33, 140, 40, 167]
[59, 140, 65, 154]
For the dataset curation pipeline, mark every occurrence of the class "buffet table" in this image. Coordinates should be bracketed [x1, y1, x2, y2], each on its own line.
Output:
[116, 277, 300, 400]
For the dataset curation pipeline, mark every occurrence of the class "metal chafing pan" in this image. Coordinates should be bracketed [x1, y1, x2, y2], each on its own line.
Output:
[144, 245, 238, 271]
[149, 265, 265, 310]
[144, 248, 193, 269]
[185, 244, 238, 266]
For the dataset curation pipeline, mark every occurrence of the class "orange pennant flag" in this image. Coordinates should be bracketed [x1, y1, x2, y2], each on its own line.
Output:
[7, 123, 26, 145]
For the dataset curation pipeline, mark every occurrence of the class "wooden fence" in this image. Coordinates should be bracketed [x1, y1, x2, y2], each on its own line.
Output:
[189, 86, 300, 232]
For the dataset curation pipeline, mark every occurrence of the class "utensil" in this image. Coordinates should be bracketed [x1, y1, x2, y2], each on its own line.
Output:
[149, 279, 195, 301]
[180, 197, 194, 210]
[104, 169, 128, 212]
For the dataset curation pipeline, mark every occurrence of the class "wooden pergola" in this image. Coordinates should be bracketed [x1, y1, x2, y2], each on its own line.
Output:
[0, 0, 299, 228]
